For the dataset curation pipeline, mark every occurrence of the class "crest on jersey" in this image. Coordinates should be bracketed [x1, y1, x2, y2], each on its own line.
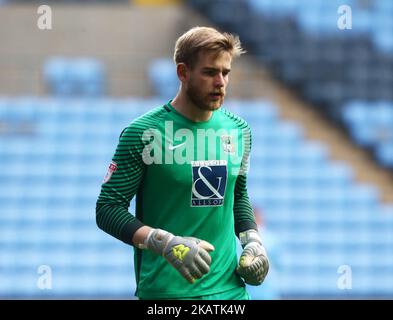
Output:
[103, 161, 118, 184]
[191, 160, 227, 207]
[221, 135, 235, 154]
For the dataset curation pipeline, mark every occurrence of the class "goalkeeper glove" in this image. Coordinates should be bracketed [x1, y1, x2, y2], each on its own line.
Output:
[139, 228, 215, 284]
[237, 229, 269, 286]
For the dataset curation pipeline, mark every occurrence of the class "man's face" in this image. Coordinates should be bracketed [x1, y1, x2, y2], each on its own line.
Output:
[184, 50, 232, 112]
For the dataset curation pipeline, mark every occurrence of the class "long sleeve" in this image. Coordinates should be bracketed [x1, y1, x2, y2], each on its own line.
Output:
[233, 125, 257, 236]
[96, 125, 146, 246]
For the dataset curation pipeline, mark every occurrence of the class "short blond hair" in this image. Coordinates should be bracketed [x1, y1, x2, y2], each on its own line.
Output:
[174, 26, 245, 68]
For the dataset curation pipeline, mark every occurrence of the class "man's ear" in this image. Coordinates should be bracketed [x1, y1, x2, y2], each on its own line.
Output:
[176, 63, 189, 82]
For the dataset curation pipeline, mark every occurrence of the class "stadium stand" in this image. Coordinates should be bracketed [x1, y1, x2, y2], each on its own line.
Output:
[1, 98, 393, 298]
[187, 0, 393, 170]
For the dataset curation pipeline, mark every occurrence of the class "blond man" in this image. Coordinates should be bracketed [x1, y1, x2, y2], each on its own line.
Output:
[97, 26, 269, 300]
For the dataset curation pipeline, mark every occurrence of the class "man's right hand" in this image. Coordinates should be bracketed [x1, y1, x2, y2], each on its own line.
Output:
[142, 228, 215, 284]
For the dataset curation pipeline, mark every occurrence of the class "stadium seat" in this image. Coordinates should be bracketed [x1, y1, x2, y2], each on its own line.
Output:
[43, 57, 106, 97]
[148, 58, 179, 99]
[375, 142, 393, 168]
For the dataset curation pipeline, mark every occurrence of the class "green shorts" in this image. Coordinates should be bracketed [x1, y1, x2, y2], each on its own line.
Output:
[140, 286, 250, 300]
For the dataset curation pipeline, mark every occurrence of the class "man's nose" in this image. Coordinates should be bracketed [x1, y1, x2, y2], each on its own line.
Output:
[214, 73, 225, 87]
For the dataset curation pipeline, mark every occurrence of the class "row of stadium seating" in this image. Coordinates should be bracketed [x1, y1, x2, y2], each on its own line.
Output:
[43, 57, 106, 96]
[342, 101, 393, 168]
[1, 98, 393, 298]
[190, 0, 393, 53]
[247, 0, 393, 53]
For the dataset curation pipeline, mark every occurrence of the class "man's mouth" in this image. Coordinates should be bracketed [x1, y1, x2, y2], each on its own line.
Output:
[210, 93, 223, 99]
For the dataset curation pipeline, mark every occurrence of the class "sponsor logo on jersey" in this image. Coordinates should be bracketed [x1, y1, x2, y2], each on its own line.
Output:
[103, 161, 117, 184]
[191, 160, 227, 207]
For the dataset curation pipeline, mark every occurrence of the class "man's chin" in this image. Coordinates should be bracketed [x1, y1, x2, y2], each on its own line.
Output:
[207, 100, 224, 110]
[194, 98, 224, 111]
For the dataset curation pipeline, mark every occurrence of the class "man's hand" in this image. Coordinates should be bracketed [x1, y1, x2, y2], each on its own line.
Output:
[142, 228, 215, 284]
[237, 229, 269, 286]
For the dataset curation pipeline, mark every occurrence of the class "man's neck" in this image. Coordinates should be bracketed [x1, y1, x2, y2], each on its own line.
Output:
[171, 92, 212, 123]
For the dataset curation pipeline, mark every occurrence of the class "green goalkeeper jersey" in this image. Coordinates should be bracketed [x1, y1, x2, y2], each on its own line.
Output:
[96, 101, 257, 299]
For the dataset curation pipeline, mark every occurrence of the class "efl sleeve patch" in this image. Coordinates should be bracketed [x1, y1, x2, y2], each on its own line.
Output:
[103, 161, 118, 184]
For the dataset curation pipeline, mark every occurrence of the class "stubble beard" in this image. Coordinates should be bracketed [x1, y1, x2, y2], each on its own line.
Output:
[186, 81, 224, 112]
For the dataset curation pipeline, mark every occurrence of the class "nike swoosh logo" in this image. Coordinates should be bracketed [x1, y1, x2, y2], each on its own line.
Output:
[168, 142, 186, 150]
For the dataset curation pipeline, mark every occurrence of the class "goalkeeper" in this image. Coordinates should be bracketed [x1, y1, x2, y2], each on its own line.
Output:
[96, 26, 269, 300]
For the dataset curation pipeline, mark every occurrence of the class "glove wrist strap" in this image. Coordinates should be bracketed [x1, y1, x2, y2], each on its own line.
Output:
[239, 229, 262, 248]
[141, 228, 175, 256]
[136, 228, 155, 250]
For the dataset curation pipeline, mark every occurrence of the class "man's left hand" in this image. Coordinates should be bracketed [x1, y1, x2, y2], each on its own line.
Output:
[237, 230, 269, 286]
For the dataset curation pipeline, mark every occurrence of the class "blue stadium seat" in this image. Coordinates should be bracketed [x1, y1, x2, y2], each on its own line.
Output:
[43, 57, 106, 97]
[227, 100, 279, 124]
[342, 101, 369, 126]
[375, 142, 393, 168]
[148, 58, 178, 99]
[43, 57, 73, 96]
